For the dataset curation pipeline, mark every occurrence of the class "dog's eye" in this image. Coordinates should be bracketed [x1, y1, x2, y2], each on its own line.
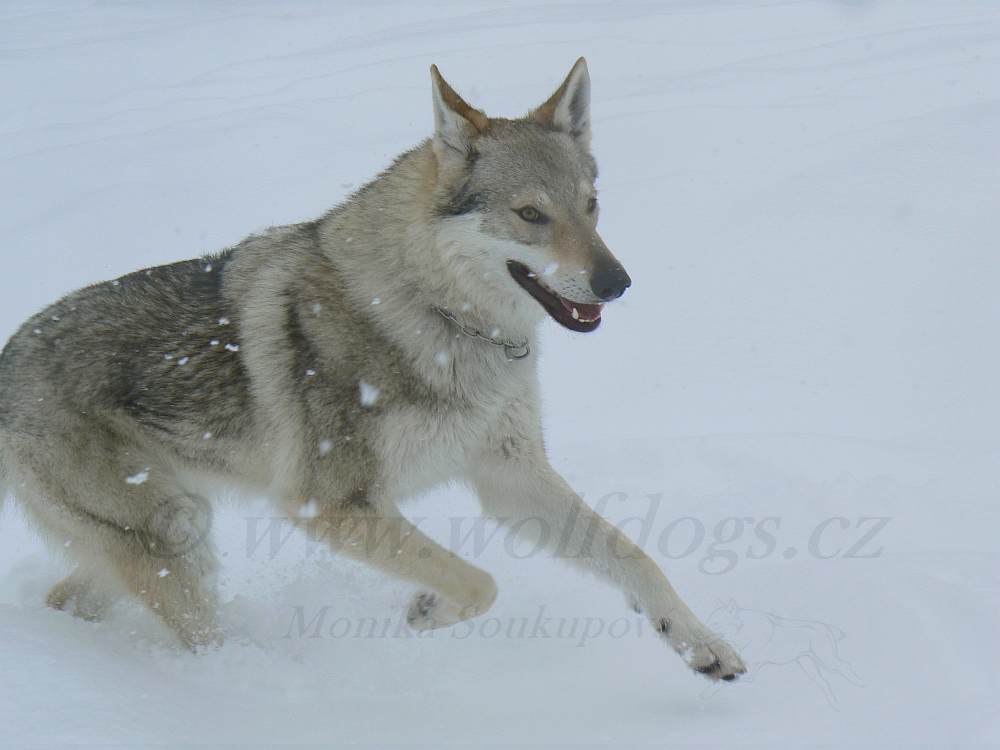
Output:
[516, 206, 543, 223]
[586, 198, 598, 214]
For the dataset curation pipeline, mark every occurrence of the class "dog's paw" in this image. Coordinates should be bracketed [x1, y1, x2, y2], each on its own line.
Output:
[175, 628, 225, 654]
[46, 575, 114, 622]
[406, 591, 444, 630]
[652, 612, 746, 682]
[405, 591, 471, 630]
[405, 588, 493, 630]
[688, 638, 746, 682]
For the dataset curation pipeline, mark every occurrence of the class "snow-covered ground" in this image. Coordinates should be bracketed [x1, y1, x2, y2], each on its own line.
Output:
[1, 2, 998, 747]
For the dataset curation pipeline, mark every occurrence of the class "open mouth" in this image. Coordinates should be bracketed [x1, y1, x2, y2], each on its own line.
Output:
[507, 261, 603, 333]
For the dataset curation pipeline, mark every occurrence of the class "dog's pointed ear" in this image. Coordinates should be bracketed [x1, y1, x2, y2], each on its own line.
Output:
[529, 57, 591, 145]
[430, 65, 488, 165]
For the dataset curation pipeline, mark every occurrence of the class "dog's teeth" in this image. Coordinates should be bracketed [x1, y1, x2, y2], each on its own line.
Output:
[572, 308, 579, 320]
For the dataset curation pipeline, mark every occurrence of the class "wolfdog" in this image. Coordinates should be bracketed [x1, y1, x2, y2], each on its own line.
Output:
[0, 59, 745, 681]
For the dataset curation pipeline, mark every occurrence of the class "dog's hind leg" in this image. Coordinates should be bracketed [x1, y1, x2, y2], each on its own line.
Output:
[110, 543, 222, 649]
[306, 506, 497, 630]
[29, 503, 220, 648]
[104, 486, 220, 649]
[47, 498, 219, 649]
[11, 442, 220, 650]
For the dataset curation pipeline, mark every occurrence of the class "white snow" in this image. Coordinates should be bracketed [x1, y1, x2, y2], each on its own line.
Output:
[0, 2, 998, 748]
[124, 471, 149, 486]
[359, 380, 379, 406]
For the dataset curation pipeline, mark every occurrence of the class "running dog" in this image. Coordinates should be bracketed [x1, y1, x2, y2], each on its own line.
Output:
[0, 59, 746, 681]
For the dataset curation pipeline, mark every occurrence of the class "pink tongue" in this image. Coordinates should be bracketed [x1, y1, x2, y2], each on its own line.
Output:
[560, 297, 603, 322]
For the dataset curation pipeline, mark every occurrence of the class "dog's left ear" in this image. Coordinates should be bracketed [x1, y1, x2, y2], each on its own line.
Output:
[529, 57, 591, 146]
[430, 65, 489, 166]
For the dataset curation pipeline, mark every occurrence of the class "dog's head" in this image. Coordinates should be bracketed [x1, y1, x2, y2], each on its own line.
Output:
[430, 59, 630, 333]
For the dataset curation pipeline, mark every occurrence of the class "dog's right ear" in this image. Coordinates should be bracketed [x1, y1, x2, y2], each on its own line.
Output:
[430, 65, 488, 167]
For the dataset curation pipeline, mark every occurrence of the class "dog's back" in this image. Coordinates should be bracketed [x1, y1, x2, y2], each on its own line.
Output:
[0, 254, 251, 447]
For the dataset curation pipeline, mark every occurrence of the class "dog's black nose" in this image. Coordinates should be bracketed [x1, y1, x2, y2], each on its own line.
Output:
[590, 266, 631, 300]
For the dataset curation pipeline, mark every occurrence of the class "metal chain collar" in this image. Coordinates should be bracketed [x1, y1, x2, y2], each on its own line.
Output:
[435, 307, 530, 360]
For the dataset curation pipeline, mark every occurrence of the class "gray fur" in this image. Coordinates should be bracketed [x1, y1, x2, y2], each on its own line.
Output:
[0, 60, 745, 680]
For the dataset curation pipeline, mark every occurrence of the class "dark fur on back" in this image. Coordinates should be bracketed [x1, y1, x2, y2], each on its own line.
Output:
[0, 252, 252, 452]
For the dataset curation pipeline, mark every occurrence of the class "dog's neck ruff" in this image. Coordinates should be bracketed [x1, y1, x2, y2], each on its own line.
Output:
[435, 307, 530, 361]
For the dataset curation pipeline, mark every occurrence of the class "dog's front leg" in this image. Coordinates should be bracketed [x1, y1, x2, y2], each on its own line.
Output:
[472, 453, 746, 681]
[313, 506, 497, 630]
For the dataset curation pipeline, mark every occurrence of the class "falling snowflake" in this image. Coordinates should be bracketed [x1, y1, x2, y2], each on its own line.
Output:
[125, 470, 149, 485]
[359, 380, 379, 406]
